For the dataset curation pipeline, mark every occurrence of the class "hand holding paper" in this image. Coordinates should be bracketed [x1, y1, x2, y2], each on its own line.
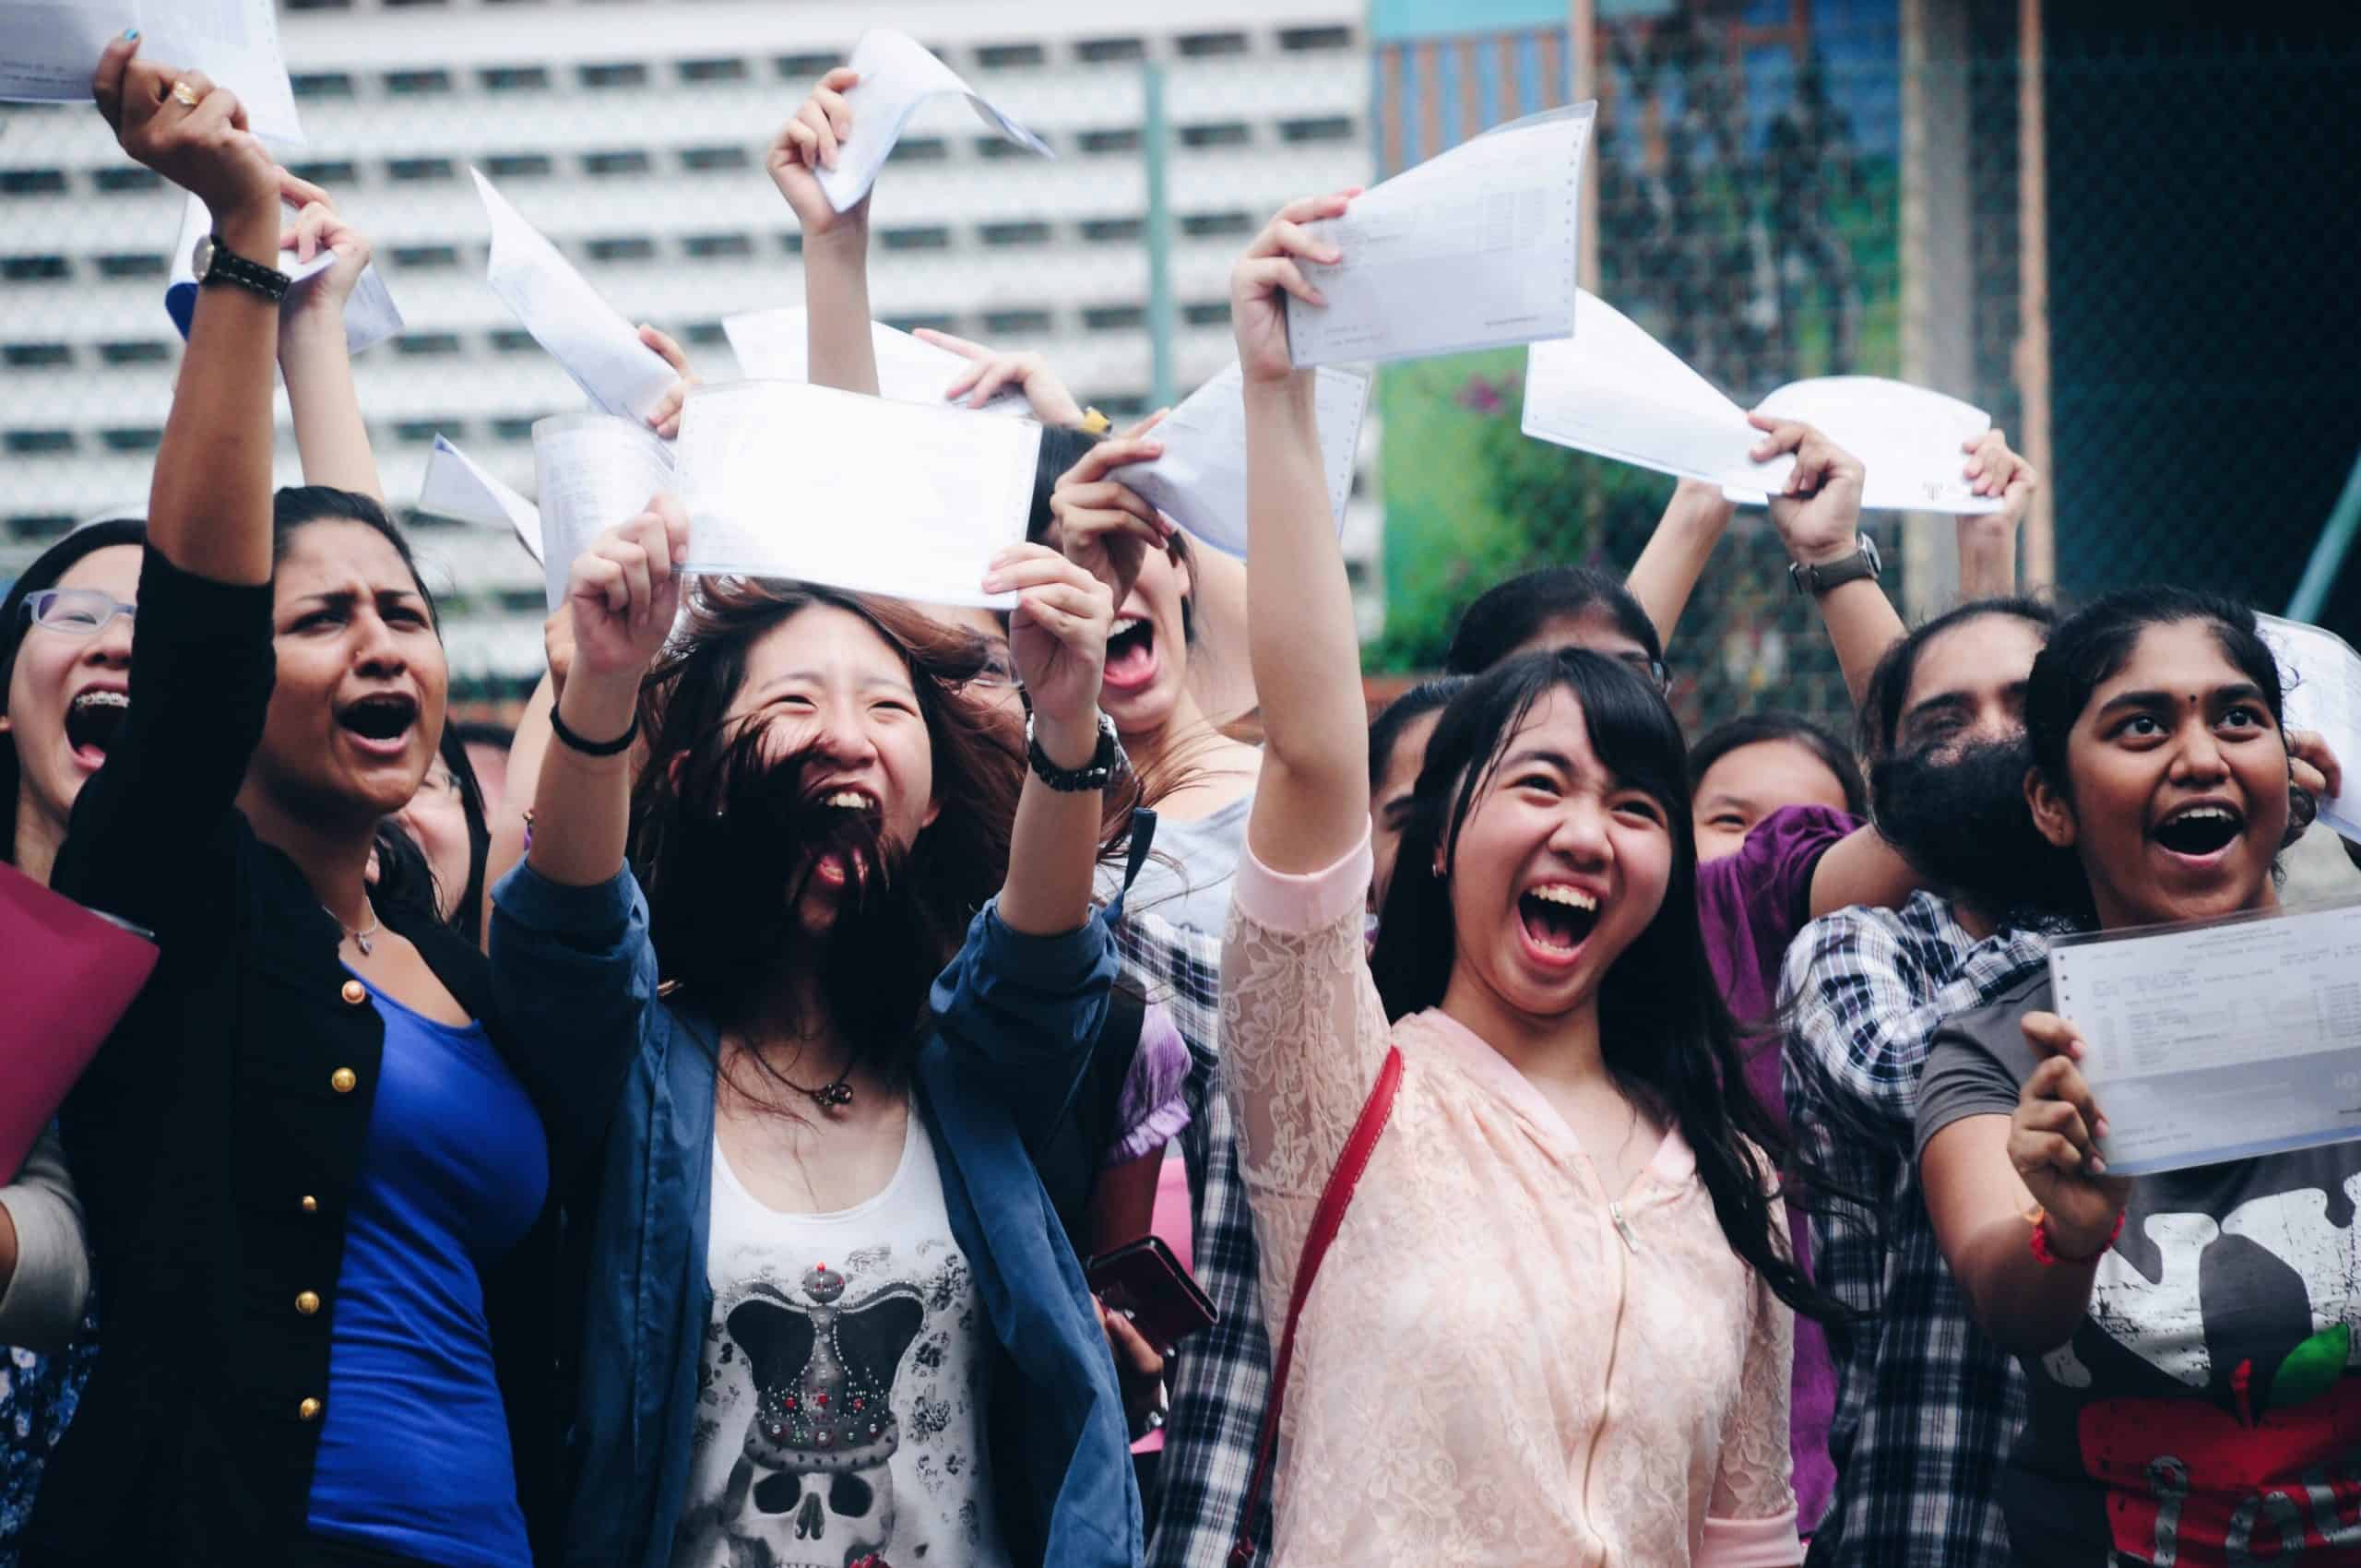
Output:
[1123, 362, 1371, 560]
[532, 415, 675, 610]
[1, 0, 302, 143]
[474, 168, 677, 424]
[813, 30, 1051, 213]
[722, 309, 1030, 417]
[2260, 613, 2361, 843]
[164, 191, 403, 356]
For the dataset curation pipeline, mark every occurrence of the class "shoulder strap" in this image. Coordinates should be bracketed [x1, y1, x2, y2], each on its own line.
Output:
[1228, 1045, 1404, 1568]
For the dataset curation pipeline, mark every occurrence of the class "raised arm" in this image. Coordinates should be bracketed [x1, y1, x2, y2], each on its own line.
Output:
[1955, 427, 2036, 600]
[1625, 479, 1738, 651]
[767, 67, 880, 398]
[276, 177, 384, 501]
[1749, 415, 1895, 709]
[1236, 192, 1367, 873]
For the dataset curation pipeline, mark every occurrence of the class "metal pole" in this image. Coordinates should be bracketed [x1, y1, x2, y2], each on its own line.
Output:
[2014, 0, 2055, 589]
[1572, 0, 1596, 290]
[2286, 447, 2361, 624]
[1142, 58, 1176, 413]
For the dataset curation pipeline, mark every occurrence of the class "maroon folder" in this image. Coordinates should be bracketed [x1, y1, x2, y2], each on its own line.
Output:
[0, 861, 159, 1175]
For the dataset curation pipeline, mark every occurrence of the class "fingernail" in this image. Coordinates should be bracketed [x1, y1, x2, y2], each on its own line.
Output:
[981, 576, 1004, 592]
[122, 27, 138, 39]
[2090, 1157, 2107, 1174]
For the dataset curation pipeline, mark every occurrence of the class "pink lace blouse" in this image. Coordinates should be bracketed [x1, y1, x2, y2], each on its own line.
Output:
[1220, 831, 1801, 1567]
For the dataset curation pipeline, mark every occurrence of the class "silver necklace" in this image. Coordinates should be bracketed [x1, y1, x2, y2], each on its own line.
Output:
[323, 897, 382, 957]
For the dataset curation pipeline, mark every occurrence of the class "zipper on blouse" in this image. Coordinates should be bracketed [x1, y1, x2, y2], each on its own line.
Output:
[1608, 1199, 1639, 1253]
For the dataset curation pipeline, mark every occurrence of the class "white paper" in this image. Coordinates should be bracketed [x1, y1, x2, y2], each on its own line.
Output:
[722, 308, 1030, 418]
[2051, 902, 2361, 1175]
[474, 169, 676, 424]
[1123, 362, 1370, 560]
[163, 194, 401, 356]
[1752, 377, 1999, 515]
[1287, 102, 1591, 369]
[532, 414, 676, 611]
[814, 30, 1051, 213]
[2260, 613, 2361, 845]
[0, 0, 301, 142]
[419, 436, 541, 563]
[676, 382, 1040, 608]
[1522, 291, 1790, 493]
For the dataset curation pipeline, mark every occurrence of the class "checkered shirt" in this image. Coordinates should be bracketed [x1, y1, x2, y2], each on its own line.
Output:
[1111, 906, 1276, 1568]
[1780, 893, 2052, 1568]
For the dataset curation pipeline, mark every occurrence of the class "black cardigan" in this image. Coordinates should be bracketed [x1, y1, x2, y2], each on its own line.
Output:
[34, 548, 628, 1566]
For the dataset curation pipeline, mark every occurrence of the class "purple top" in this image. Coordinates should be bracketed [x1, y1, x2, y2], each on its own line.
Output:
[1105, 999, 1192, 1166]
[1695, 802, 1858, 1534]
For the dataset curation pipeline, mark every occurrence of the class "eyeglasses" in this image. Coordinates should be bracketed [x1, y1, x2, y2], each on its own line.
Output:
[1616, 651, 1671, 695]
[24, 588, 136, 636]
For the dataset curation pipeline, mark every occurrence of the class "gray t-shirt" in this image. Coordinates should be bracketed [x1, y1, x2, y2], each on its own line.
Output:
[1098, 795, 1250, 938]
[1918, 972, 2361, 1566]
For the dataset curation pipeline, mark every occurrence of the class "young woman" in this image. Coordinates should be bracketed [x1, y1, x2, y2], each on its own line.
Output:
[1690, 712, 1867, 864]
[1227, 190, 1835, 1565]
[1916, 587, 2346, 1566]
[390, 723, 491, 942]
[490, 491, 1148, 1567]
[1368, 676, 1469, 914]
[32, 42, 623, 1566]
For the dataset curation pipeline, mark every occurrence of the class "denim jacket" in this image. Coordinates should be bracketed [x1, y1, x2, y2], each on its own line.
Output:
[488, 859, 1143, 1568]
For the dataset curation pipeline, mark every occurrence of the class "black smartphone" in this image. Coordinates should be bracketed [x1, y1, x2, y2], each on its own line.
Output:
[1086, 1234, 1218, 1353]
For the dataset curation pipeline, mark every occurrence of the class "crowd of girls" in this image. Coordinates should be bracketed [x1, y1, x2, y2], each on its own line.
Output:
[4, 33, 2359, 1568]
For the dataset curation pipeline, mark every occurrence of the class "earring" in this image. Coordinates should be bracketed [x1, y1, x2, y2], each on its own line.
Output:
[2284, 783, 2318, 849]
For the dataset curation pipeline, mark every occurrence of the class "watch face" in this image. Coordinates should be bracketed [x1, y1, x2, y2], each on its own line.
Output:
[191, 234, 215, 279]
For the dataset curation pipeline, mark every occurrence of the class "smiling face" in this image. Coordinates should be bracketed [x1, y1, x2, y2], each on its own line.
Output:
[1074, 536, 1192, 739]
[2030, 618, 2288, 931]
[722, 603, 941, 929]
[4, 542, 141, 860]
[1693, 738, 1855, 862]
[1442, 686, 1674, 1022]
[243, 521, 447, 834]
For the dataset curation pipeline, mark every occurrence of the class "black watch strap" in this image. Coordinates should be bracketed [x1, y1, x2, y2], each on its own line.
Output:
[1027, 712, 1126, 792]
[197, 235, 292, 304]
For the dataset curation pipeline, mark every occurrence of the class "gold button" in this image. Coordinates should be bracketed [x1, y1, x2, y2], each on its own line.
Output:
[330, 1067, 357, 1094]
[295, 1290, 320, 1316]
[298, 1397, 323, 1421]
[340, 980, 366, 1005]
[300, 1194, 318, 1214]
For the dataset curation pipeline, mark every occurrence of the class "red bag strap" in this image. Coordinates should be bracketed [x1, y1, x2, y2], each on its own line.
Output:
[1228, 1045, 1403, 1568]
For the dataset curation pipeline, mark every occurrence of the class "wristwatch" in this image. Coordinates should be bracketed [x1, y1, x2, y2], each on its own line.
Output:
[1026, 711, 1129, 792]
[1788, 532, 1882, 598]
[190, 232, 292, 305]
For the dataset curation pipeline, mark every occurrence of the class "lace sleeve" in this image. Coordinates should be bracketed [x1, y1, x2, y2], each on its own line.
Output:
[1702, 1226, 1802, 1565]
[1218, 831, 1389, 1307]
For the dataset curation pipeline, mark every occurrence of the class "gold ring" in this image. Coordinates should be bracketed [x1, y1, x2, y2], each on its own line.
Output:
[170, 79, 200, 107]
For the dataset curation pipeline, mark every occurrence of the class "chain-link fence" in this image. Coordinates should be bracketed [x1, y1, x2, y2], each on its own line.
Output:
[4, 0, 2355, 732]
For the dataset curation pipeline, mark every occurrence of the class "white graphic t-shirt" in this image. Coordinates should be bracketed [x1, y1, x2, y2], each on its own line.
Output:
[669, 1113, 1012, 1568]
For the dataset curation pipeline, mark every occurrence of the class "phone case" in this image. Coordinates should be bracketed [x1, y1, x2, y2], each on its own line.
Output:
[1086, 1235, 1218, 1352]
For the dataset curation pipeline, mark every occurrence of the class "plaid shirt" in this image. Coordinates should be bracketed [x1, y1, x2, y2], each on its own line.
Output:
[1780, 894, 2051, 1568]
[1112, 908, 1275, 1568]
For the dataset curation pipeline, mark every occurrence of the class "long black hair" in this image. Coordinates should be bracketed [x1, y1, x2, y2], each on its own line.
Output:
[1443, 565, 1662, 677]
[271, 486, 439, 625]
[1857, 595, 2056, 760]
[2, 518, 148, 864]
[1688, 711, 1869, 818]
[1367, 676, 1469, 790]
[1370, 647, 1842, 1321]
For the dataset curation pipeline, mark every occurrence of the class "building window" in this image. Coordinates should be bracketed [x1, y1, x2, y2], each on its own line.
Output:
[1180, 122, 1252, 148]
[387, 157, 457, 183]
[394, 422, 445, 445]
[586, 237, 657, 263]
[1280, 115, 1354, 143]
[1075, 37, 1145, 63]
[879, 226, 953, 252]
[678, 57, 747, 83]
[1182, 211, 1253, 238]
[1097, 394, 1151, 419]
[490, 329, 540, 352]
[1182, 301, 1230, 327]
[975, 42, 1045, 68]
[286, 160, 358, 184]
[584, 150, 652, 177]
[980, 220, 1052, 247]
[2, 256, 68, 281]
[681, 146, 750, 172]
[883, 314, 957, 336]
[1078, 128, 1141, 155]
[0, 170, 65, 196]
[983, 309, 1053, 337]
[1079, 217, 1145, 244]
[577, 63, 647, 89]
[1279, 25, 1354, 51]
[290, 71, 354, 99]
[95, 254, 166, 279]
[482, 153, 552, 179]
[889, 137, 949, 163]
[682, 233, 753, 259]
[492, 418, 537, 441]
[6, 431, 75, 454]
[777, 232, 803, 255]
[101, 428, 163, 453]
[283, 0, 350, 11]
[394, 333, 465, 357]
[1083, 305, 1146, 332]
[974, 137, 1038, 160]
[385, 68, 453, 95]
[390, 244, 461, 269]
[684, 322, 730, 346]
[776, 52, 841, 79]
[480, 65, 551, 92]
[3, 343, 69, 368]
[1177, 31, 1250, 57]
[100, 341, 172, 364]
[92, 167, 159, 193]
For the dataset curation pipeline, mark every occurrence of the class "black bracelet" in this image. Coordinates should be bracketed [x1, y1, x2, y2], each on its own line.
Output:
[549, 706, 637, 757]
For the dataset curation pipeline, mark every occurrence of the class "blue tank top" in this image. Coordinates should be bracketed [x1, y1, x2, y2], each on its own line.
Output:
[304, 974, 549, 1568]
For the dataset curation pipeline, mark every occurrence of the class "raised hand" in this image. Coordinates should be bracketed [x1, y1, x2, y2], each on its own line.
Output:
[637, 325, 698, 439]
[765, 66, 866, 239]
[1750, 413, 1867, 568]
[1049, 415, 1171, 606]
[1953, 426, 2037, 597]
[278, 174, 371, 319]
[565, 496, 690, 695]
[984, 544, 1114, 758]
[2010, 1012, 2132, 1257]
[1231, 190, 1357, 386]
[91, 34, 279, 230]
[913, 327, 1087, 425]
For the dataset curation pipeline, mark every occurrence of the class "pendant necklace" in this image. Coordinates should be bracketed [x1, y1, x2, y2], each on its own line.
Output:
[324, 897, 382, 957]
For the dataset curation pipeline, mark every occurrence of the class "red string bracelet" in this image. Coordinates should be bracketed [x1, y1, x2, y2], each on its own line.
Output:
[2027, 1205, 2125, 1265]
